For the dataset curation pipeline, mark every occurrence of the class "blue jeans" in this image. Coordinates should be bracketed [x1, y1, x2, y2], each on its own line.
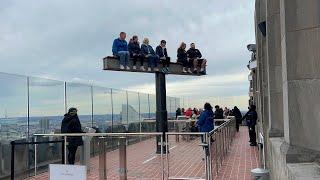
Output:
[117, 51, 130, 66]
[147, 55, 159, 68]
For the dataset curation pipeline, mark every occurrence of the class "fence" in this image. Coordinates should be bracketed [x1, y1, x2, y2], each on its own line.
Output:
[0, 71, 180, 179]
[28, 118, 236, 180]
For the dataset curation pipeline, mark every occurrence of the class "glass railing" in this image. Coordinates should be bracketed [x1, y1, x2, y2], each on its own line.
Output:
[0, 72, 180, 179]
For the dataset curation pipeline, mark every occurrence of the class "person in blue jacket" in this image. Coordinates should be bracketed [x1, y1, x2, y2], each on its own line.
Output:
[112, 32, 130, 70]
[141, 38, 159, 72]
[197, 103, 214, 133]
[242, 105, 258, 146]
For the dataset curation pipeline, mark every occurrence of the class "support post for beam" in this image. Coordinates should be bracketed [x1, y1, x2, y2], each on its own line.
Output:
[155, 72, 168, 154]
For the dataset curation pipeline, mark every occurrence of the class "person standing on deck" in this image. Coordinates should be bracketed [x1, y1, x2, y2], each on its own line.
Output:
[112, 32, 130, 70]
[233, 106, 243, 132]
[197, 103, 214, 133]
[242, 105, 257, 146]
[61, 108, 83, 164]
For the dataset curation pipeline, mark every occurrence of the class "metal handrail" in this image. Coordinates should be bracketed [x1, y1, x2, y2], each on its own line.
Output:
[34, 132, 163, 137]
[32, 119, 237, 180]
[10, 139, 64, 180]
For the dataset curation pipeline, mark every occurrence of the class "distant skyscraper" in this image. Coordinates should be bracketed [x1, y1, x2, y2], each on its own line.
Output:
[39, 118, 50, 133]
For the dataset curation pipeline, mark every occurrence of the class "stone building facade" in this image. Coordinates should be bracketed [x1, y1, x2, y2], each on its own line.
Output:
[250, 0, 320, 179]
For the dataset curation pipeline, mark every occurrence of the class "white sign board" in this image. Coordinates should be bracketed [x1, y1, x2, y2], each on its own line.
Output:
[49, 164, 86, 180]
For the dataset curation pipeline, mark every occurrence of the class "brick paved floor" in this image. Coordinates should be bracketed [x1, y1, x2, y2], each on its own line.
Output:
[26, 127, 258, 180]
[212, 127, 259, 180]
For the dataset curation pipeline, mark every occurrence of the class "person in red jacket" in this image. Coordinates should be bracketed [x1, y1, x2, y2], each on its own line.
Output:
[185, 108, 193, 118]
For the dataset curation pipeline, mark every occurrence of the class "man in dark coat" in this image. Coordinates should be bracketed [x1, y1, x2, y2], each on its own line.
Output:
[214, 105, 224, 119]
[61, 107, 83, 164]
[233, 106, 243, 132]
[242, 105, 258, 146]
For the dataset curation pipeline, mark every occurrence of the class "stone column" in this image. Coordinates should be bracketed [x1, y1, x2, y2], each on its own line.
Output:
[280, 0, 320, 157]
[266, 0, 284, 137]
[255, 0, 269, 168]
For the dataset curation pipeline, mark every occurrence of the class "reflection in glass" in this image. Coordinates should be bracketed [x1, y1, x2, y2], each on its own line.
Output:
[92, 87, 112, 132]
[111, 89, 127, 127]
[0, 72, 28, 177]
[149, 94, 156, 119]
[66, 82, 92, 128]
[29, 77, 65, 135]
[127, 91, 140, 133]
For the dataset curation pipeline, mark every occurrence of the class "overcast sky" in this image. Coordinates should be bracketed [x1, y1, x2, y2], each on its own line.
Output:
[0, 0, 255, 109]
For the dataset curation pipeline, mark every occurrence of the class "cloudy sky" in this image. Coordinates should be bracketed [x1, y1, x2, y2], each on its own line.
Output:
[0, 0, 255, 109]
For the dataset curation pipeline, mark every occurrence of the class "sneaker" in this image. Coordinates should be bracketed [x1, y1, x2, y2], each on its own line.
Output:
[188, 68, 192, 73]
[194, 68, 197, 71]
[200, 68, 204, 72]
[140, 66, 145, 71]
[148, 67, 152, 72]
[126, 66, 130, 70]
[161, 68, 167, 73]
[120, 65, 125, 70]
[154, 68, 159, 71]
[133, 66, 136, 70]
[182, 68, 187, 73]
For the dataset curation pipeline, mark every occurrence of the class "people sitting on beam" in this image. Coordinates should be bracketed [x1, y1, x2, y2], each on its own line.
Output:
[177, 42, 192, 73]
[112, 32, 130, 70]
[128, 35, 145, 71]
[187, 43, 207, 74]
[141, 38, 160, 72]
[156, 40, 170, 73]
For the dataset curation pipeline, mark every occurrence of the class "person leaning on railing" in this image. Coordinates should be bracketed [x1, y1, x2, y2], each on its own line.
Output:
[112, 32, 130, 70]
[61, 107, 84, 165]
[196, 103, 214, 133]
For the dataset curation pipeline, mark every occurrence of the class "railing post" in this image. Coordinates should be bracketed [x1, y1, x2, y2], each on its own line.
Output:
[98, 137, 107, 180]
[160, 135, 164, 180]
[119, 137, 127, 180]
[61, 139, 65, 164]
[10, 141, 15, 180]
[34, 136, 37, 176]
[64, 136, 67, 164]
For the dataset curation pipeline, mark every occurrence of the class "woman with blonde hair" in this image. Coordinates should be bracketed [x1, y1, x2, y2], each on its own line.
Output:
[141, 38, 160, 71]
[177, 42, 192, 73]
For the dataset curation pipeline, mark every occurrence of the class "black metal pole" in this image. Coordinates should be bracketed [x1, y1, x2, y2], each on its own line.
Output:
[155, 72, 168, 154]
[61, 140, 65, 164]
[11, 141, 15, 180]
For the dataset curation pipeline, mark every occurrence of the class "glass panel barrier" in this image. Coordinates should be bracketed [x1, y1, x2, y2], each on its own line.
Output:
[28, 77, 65, 177]
[111, 89, 128, 132]
[0, 72, 28, 179]
[66, 82, 92, 128]
[92, 86, 112, 133]
[126, 91, 140, 133]
[140, 93, 155, 133]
